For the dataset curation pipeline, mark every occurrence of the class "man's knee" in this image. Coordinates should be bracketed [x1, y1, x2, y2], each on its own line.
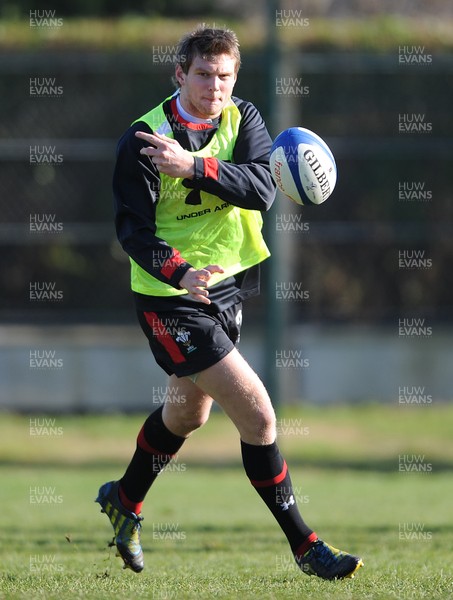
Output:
[243, 380, 277, 442]
[248, 406, 276, 443]
[178, 405, 210, 432]
[162, 388, 212, 437]
[234, 388, 276, 444]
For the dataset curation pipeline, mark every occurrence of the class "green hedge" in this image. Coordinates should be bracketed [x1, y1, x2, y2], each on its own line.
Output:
[1, 15, 453, 51]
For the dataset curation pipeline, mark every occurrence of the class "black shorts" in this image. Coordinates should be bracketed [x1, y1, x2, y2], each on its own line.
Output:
[136, 302, 243, 378]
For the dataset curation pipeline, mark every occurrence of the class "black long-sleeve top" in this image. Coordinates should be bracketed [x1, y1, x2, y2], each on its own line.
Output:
[113, 94, 276, 312]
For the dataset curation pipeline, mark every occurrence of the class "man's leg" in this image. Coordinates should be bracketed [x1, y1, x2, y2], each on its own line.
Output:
[192, 348, 315, 552]
[119, 376, 213, 513]
[192, 348, 363, 580]
[96, 377, 213, 571]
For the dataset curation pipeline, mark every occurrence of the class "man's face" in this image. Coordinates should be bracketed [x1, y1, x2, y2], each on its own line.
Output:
[175, 53, 238, 119]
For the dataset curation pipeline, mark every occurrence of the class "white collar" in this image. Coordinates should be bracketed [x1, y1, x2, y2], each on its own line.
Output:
[176, 94, 213, 124]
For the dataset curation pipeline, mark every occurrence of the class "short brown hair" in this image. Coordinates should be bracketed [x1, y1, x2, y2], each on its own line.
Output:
[176, 26, 241, 77]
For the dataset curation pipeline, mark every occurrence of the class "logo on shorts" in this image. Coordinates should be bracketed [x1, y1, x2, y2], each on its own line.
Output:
[175, 328, 197, 354]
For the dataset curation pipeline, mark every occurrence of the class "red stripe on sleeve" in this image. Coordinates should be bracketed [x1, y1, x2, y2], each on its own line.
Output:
[203, 157, 219, 180]
[161, 249, 186, 279]
[250, 461, 288, 488]
[144, 311, 186, 364]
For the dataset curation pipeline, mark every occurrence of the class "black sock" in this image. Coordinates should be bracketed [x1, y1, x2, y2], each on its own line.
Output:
[241, 440, 317, 556]
[119, 406, 186, 506]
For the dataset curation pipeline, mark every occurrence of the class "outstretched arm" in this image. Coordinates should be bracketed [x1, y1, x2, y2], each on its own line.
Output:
[181, 100, 277, 211]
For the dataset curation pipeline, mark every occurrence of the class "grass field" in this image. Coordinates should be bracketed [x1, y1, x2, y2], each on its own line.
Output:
[1, 404, 452, 599]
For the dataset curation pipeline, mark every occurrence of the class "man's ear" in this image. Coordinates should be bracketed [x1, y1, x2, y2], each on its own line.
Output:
[175, 64, 185, 87]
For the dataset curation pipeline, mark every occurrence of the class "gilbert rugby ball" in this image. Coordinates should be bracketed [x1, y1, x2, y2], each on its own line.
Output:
[270, 127, 337, 205]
